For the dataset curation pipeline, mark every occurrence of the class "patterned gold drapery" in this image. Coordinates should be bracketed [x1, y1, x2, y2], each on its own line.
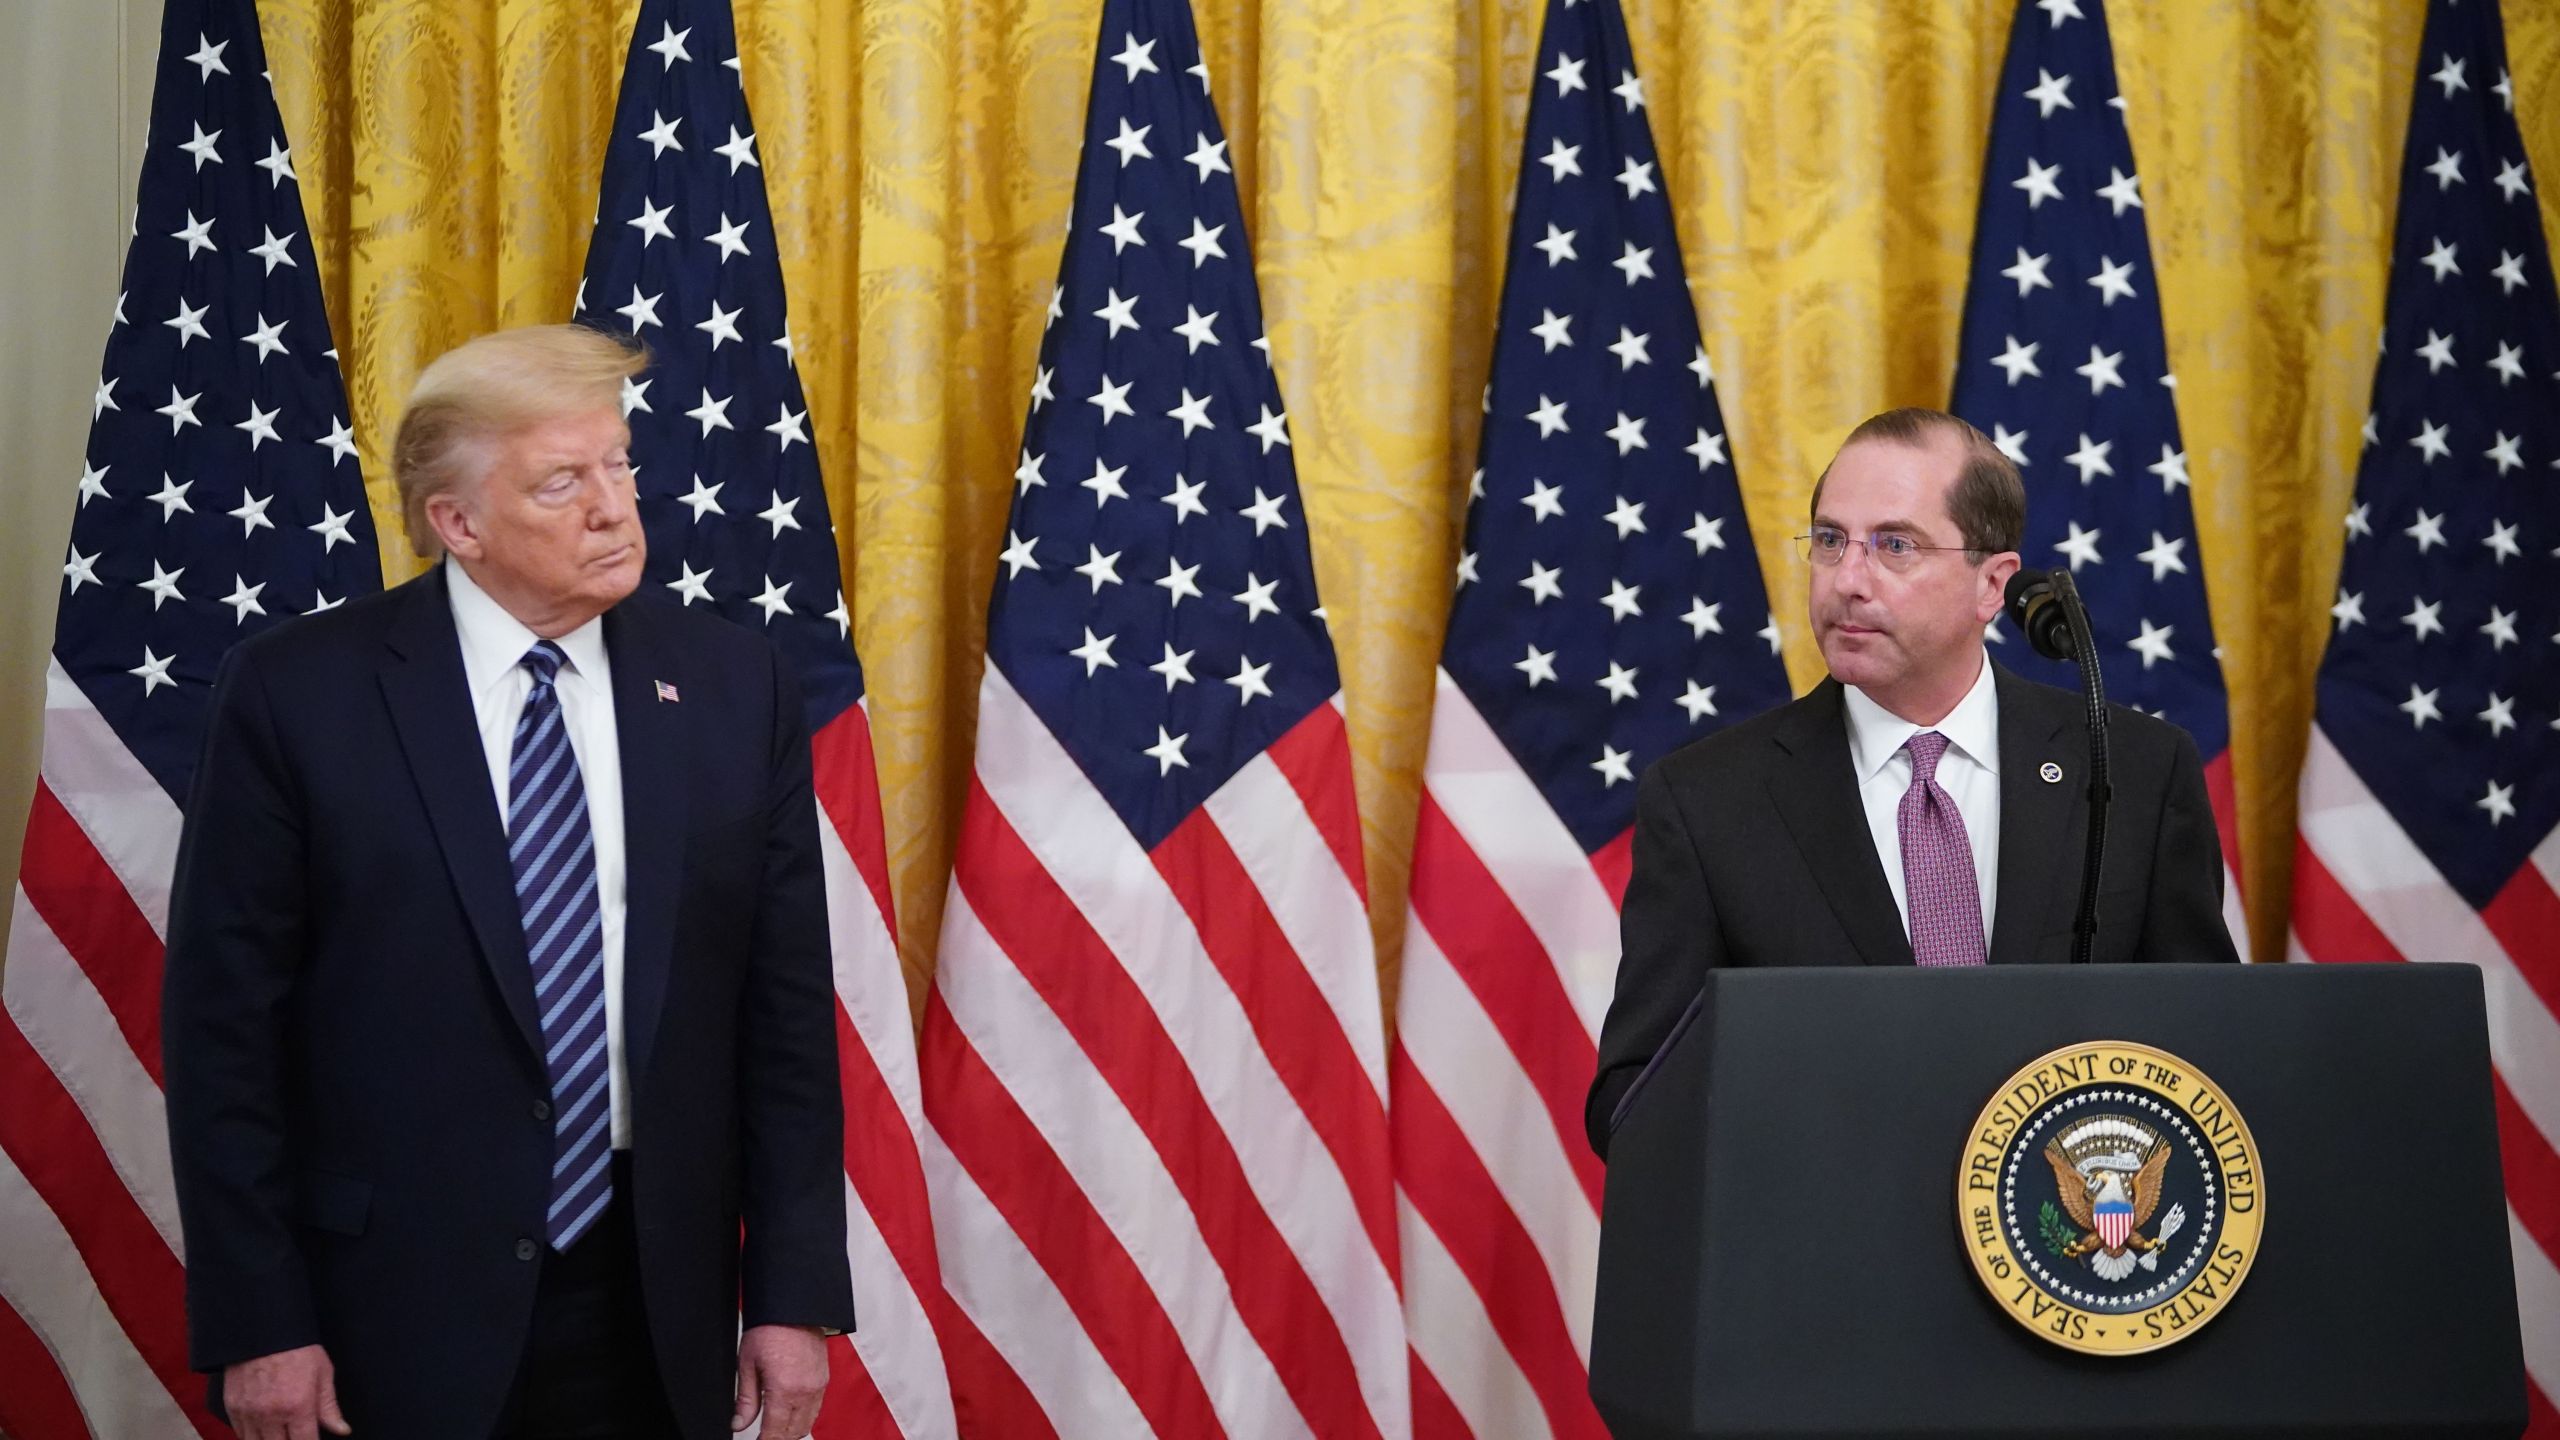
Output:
[257, 0, 2560, 1013]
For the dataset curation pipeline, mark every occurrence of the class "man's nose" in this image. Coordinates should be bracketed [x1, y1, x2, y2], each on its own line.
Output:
[589, 474, 634, 529]
[1832, 540, 1879, 596]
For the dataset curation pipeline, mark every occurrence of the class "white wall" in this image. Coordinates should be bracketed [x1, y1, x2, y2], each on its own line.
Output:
[0, 0, 162, 949]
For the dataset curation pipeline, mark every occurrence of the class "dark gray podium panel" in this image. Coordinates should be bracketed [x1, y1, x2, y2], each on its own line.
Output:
[1591, 963, 2525, 1439]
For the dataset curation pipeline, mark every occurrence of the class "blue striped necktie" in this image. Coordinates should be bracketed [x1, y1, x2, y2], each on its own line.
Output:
[507, 640, 614, 1249]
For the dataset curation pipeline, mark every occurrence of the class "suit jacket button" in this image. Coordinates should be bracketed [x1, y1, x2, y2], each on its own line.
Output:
[515, 1238, 538, 1262]
[532, 1099, 553, 1122]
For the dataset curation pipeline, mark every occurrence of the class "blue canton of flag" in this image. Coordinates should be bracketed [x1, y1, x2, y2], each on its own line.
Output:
[56, 0, 380, 805]
[572, 0, 864, 732]
[1950, 0, 2232, 767]
[991, 0, 1329, 849]
[1441, 0, 1791, 856]
[2312, 0, 2560, 908]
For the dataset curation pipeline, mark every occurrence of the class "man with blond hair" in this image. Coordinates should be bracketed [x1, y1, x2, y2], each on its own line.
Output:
[1587, 408, 2237, 1158]
[163, 325, 854, 1440]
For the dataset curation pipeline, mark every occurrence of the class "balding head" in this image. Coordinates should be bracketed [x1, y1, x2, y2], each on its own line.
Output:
[1811, 407, 2025, 561]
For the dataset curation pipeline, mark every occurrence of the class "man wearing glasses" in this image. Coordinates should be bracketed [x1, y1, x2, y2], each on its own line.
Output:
[1585, 407, 2238, 1159]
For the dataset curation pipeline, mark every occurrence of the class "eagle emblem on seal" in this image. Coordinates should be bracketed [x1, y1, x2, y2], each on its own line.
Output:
[2041, 1115, 2189, 1282]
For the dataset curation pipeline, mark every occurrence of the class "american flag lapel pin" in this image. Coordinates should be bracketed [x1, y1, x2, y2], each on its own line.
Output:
[656, 679, 680, 704]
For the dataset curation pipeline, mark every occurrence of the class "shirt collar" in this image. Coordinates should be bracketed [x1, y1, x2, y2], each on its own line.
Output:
[1842, 652, 2000, 785]
[444, 555, 609, 701]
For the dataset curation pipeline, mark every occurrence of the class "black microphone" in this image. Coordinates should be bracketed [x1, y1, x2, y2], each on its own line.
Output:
[2004, 568, 2077, 661]
[2002, 564, 2113, 964]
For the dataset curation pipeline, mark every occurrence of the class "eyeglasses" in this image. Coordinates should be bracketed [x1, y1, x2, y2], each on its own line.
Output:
[1794, 525, 1974, 574]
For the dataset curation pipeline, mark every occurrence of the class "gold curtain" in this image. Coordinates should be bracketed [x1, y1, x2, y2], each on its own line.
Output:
[257, 0, 2560, 1010]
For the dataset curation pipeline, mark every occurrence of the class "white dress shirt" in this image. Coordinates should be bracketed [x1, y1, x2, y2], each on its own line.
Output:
[446, 557, 632, 1150]
[1843, 654, 2002, 947]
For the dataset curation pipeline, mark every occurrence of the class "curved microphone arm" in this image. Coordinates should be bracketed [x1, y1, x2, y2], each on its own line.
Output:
[2048, 568, 2110, 967]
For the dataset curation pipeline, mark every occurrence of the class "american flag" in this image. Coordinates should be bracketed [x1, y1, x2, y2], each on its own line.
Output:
[567, 2, 955, 1434]
[911, 0, 1405, 1433]
[1391, 0, 1791, 1432]
[0, 0, 379, 1434]
[1948, 0, 2248, 957]
[2287, 0, 2560, 1426]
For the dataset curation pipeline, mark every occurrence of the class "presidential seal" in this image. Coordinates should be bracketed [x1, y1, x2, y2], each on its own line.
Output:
[1957, 1041, 2263, 1356]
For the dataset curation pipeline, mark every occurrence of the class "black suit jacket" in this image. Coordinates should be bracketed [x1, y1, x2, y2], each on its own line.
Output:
[163, 567, 856, 1439]
[1585, 663, 2238, 1158]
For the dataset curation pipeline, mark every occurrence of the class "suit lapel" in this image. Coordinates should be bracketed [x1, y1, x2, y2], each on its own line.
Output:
[1988, 664, 2079, 964]
[1767, 681, 1914, 967]
[379, 567, 545, 1057]
[606, 602, 688, 1096]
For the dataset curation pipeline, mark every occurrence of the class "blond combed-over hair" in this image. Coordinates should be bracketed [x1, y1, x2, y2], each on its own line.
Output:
[391, 325, 648, 558]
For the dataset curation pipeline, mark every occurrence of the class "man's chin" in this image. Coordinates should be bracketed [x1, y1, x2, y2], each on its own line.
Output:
[1817, 633, 1894, 685]
[589, 550, 646, 604]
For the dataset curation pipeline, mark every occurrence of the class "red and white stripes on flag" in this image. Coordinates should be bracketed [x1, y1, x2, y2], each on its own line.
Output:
[563, 0, 957, 1426]
[809, 705, 963, 1440]
[0, 665, 221, 1440]
[2290, 733, 2560, 1431]
[1386, 0, 1792, 1429]
[1, 0, 382, 1426]
[2210, 761, 2252, 965]
[919, 674, 1407, 1439]
[917, 0, 1407, 1426]
[1394, 674, 1616, 1440]
[2287, 1, 2560, 1429]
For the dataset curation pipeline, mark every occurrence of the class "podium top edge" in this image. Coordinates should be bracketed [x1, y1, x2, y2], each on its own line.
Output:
[1703, 962, 2488, 989]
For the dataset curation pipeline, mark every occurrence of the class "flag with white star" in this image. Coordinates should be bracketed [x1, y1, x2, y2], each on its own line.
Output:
[1394, 0, 1792, 1431]
[1, 0, 378, 1431]
[912, 0, 1405, 1433]
[1949, 0, 2248, 954]
[571, 4, 956, 1435]
[2289, 0, 2560, 1409]
[573, 2, 860, 728]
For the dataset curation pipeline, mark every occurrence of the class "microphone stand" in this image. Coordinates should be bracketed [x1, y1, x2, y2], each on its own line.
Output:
[2049, 569, 2110, 965]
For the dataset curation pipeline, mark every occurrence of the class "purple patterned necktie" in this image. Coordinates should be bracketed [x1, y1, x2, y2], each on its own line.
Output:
[1900, 731, 1986, 968]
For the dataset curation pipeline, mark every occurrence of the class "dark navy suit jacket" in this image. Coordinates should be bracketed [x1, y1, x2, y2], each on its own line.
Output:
[1586, 663, 2240, 1159]
[162, 565, 855, 1438]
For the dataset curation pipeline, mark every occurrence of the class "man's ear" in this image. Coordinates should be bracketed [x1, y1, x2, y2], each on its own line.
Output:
[1977, 550, 2023, 624]
[424, 490, 483, 562]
